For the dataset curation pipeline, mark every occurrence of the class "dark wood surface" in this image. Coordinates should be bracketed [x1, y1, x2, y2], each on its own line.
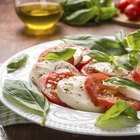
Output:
[0, 0, 140, 140]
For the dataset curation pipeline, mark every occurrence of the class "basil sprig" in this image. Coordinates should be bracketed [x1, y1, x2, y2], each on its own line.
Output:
[95, 100, 140, 129]
[7, 54, 28, 73]
[116, 29, 140, 51]
[60, 0, 117, 25]
[103, 77, 140, 90]
[64, 7, 98, 25]
[44, 48, 76, 61]
[126, 30, 140, 50]
[3, 80, 50, 126]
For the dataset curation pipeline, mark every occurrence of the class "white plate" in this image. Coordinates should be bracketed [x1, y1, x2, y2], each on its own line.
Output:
[1, 40, 140, 136]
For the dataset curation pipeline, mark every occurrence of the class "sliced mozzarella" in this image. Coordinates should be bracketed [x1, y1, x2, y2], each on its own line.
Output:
[119, 87, 140, 101]
[73, 48, 82, 65]
[57, 76, 104, 112]
[82, 55, 91, 62]
[89, 62, 128, 76]
[30, 60, 80, 85]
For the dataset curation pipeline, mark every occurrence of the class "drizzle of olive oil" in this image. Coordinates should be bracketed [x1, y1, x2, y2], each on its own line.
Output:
[16, 2, 63, 30]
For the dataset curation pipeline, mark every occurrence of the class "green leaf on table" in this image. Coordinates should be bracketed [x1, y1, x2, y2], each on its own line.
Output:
[64, 7, 98, 25]
[96, 7, 117, 22]
[103, 77, 140, 90]
[7, 54, 28, 73]
[44, 48, 76, 61]
[60, 0, 117, 25]
[3, 80, 50, 126]
[90, 0, 102, 7]
[60, 0, 91, 19]
[100, 0, 113, 7]
[95, 100, 140, 129]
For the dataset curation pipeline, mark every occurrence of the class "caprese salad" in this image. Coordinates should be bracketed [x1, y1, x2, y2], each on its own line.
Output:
[3, 29, 140, 128]
[30, 31, 140, 114]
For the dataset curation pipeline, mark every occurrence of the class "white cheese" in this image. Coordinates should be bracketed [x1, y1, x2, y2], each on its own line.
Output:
[119, 87, 140, 101]
[89, 62, 128, 76]
[30, 60, 80, 85]
[57, 76, 104, 112]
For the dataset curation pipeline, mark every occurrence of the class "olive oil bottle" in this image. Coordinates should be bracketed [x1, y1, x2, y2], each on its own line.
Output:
[16, 2, 63, 30]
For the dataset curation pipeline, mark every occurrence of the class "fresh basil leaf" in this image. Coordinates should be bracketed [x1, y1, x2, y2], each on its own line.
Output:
[64, 7, 98, 25]
[113, 55, 134, 71]
[90, 0, 101, 7]
[112, 51, 140, 72]
[60, 0, 91, 19]
[95, 100, 140, 129]
[44, 48, 76, 61]
[61, 35, 128, 55]
[103, 77, 140, 90]
[60, 0, 117, 25]
[87, 50, 110, 62]
[96, 7, 117, 21]
[3, 80, 50, 126]
[7, 54, 28, 73]
[61, 35, 100, 50]
[60, 34, 101, 42]
[90, 38, 128, 55]
[115, 30, 128, 48]
[128, 51, 140, 67]
[126, 30, 140, 50]
[101, 0, 113, 7]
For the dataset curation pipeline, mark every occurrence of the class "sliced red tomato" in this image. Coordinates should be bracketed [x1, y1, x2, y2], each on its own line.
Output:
[38, 46, 70, 62]
[85, 73, 109, 106]
[37, 70, 75, 106]
[67, 57, 74, 65]
[132, 67, 140, 84]
[97, 92, 140, 111]
[81, 63, 98, 75]
[75, 55, 93, 70]
[85, 73, 140, 111]
[38, 44, 89, 66]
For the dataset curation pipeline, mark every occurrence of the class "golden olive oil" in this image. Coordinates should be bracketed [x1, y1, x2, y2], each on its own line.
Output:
[16, 2, 63, 30]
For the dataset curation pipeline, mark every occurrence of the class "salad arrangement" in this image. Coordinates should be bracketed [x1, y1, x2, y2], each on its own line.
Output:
[2, 29, 140, 129]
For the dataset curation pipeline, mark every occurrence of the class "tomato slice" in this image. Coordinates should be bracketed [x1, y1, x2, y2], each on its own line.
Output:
[97, 92, 140, 111]
[38, 44, 88, 65]
[85, 73, 109, 106]
[75, 55, 92, 70]
[37, 70, 75, 106]
[81, 63, 98, 75]
[132, 67, 140, 84]
[85, 73, 140, 111]
[38, 45, 75, 62]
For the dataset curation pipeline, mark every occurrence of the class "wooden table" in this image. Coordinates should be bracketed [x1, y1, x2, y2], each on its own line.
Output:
[0, 0, 140, 140]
